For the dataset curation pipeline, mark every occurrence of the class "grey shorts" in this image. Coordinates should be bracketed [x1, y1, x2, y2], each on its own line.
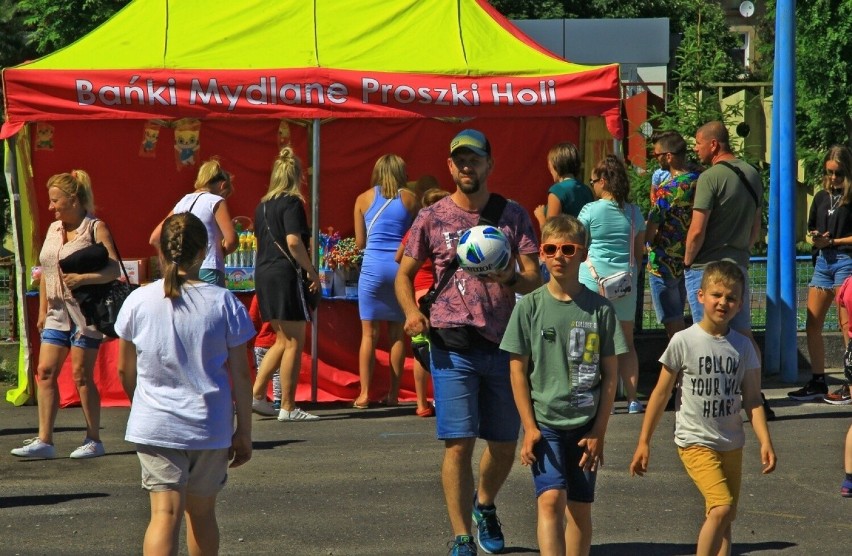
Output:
[136, 444, 229, 497]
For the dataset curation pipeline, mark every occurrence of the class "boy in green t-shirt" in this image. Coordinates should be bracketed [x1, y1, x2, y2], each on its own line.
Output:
[501, 215, 626, 555]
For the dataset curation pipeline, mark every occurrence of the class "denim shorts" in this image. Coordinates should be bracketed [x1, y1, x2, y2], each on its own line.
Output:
[649, 273, 687, 324]
[41, 327, 101, 350]
[430, 345, 520, 442]
[531, 423, 597, 502]
[685, 266, 751, 331]
[809, 251, 852, 289]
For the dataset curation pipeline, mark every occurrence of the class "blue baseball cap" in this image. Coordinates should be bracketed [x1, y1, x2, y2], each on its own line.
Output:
[450, 129, 491, 157]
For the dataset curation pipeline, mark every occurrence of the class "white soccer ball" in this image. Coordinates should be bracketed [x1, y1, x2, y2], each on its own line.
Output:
[456, 225, 511, 276]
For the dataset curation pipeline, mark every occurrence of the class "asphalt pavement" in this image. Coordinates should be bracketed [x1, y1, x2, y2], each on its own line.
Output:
[1, 369, 850, 555]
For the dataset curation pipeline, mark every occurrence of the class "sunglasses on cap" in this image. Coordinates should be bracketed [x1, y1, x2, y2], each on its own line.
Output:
[540, 243, 584, 258]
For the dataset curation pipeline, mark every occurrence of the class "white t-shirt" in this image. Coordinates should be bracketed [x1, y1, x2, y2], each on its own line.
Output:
[115, 280, 255, 450]
[173, 192, 226, 273]
[660, 324, 759, 452]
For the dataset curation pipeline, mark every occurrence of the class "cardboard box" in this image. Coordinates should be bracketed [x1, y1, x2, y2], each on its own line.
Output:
[121, 259, 147, 285]
[225, 266, 255, 291]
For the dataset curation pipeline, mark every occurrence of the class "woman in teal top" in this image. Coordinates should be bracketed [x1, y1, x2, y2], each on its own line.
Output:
[534, 142, 593, 229]
[577, 155, 646, 414]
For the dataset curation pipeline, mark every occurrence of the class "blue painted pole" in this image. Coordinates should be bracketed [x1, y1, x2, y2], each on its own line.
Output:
[764, 52, 781, 376]
[777, 0, 798, 382]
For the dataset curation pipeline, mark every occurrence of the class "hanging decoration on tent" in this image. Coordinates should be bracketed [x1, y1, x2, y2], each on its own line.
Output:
[278, 120, 291, 150]
[138, 120, 163, 158]
[174, 118, 201, 169]
[35, 123, 55, 151]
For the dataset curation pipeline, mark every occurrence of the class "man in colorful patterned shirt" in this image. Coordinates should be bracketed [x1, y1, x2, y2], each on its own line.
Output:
[646, 131, 701, 337]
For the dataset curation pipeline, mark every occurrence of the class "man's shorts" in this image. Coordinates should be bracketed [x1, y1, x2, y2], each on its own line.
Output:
[685, 265, 751, 331]
[41, 327, 101, 350]
[531, 423, 597, 502]
[429, 345, 519, 442]
[809, 251, 852, 289]
[678, 445, 742, 517]
[136, 444, 229, 497]
[649, 273, 687, 324]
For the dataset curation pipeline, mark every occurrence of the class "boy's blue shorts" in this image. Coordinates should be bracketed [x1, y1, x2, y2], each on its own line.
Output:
[531, 422, 597, 502]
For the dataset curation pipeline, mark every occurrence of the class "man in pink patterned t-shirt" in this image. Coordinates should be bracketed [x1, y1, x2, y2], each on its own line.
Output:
[396, 129, 540, 555]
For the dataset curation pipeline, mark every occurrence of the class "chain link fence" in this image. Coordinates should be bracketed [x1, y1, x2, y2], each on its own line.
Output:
[0, 258, 17, 341]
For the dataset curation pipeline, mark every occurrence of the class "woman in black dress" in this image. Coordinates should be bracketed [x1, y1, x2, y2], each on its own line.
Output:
[252, 147, 320, 421]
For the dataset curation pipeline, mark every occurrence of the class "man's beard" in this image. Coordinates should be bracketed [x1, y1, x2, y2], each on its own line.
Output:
[456, 174, 481, 194]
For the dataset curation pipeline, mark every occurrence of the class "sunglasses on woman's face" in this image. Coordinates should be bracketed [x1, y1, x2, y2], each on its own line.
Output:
[826, 169, 845, 179]
[540, 243, 584, 258]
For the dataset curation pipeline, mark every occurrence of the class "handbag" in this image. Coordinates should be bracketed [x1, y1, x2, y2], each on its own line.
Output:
[74, 222, 139, 338]
[262, 204, 320, 315]
[585, 208, 635, 300]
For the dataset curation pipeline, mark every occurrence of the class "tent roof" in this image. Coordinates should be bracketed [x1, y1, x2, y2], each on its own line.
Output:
[2, 0, 622, 137]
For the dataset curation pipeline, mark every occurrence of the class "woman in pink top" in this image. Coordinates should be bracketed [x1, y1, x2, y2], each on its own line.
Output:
[11, 170, 120, 460]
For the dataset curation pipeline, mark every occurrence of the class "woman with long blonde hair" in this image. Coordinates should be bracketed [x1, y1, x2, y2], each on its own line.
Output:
[252, 147, 321, 420]
[149, 157, 238, 287]
[11, 170, 120, 459]
[791, 145, 852, 403]
[352, 154, 417, 408]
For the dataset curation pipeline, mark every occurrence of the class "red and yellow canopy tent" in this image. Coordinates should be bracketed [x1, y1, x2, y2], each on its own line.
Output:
[2, 0, 622, 406]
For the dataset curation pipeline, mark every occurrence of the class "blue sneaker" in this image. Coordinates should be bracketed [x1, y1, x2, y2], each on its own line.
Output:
[272, 400, 282, 411]
[448, 535, 477, 555]
[628, 400, 644, 414]
[472, 491, 504, 554]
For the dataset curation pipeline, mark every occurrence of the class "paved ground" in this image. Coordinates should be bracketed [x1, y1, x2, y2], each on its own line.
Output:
[1, 369, 850, 556]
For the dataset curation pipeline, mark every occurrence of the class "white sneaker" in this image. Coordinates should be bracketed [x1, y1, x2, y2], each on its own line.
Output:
[11, 438, 56, 459]
[277, 407, 319, 421]
[69, 438, 105, 459]
[252, 398, 278, 416]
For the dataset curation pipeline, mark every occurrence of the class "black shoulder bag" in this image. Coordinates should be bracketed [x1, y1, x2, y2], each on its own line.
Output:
[75, 220, 139, 338]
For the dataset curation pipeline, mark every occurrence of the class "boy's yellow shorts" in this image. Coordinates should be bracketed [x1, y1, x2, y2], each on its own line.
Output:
[677, 445, 743, 517]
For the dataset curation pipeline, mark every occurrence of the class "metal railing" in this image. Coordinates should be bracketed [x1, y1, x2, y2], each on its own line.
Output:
[637, 255, 833, 333]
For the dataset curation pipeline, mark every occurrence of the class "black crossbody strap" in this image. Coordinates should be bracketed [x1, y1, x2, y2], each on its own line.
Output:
[717, 161, 760, 209]
[429, 193, 509, 298]
[91, 218, 132, 283]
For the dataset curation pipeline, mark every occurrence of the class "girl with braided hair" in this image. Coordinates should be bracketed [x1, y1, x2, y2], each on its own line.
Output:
[115, 212, 255, 555]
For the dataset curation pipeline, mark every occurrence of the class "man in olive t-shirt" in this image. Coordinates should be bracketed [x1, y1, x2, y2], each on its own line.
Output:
[683, 121, 762, 332]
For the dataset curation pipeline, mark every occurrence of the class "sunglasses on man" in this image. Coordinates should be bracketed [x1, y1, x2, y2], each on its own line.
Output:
[540, 243, 585, 257]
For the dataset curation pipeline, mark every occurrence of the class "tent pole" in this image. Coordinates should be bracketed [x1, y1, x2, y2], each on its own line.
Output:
[310, 119, 320, 403]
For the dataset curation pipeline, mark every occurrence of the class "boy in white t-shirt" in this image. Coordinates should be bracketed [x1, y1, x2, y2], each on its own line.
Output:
[630, 261, 776, 556]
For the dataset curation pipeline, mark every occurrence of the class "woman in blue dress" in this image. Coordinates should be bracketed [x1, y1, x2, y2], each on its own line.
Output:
[352, 154, 417, 408]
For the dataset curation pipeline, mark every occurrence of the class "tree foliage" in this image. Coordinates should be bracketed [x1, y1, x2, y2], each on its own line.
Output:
[490, 0, 699, 35]
[16, 0, 130, 56]
[759, 0, 852, 168]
